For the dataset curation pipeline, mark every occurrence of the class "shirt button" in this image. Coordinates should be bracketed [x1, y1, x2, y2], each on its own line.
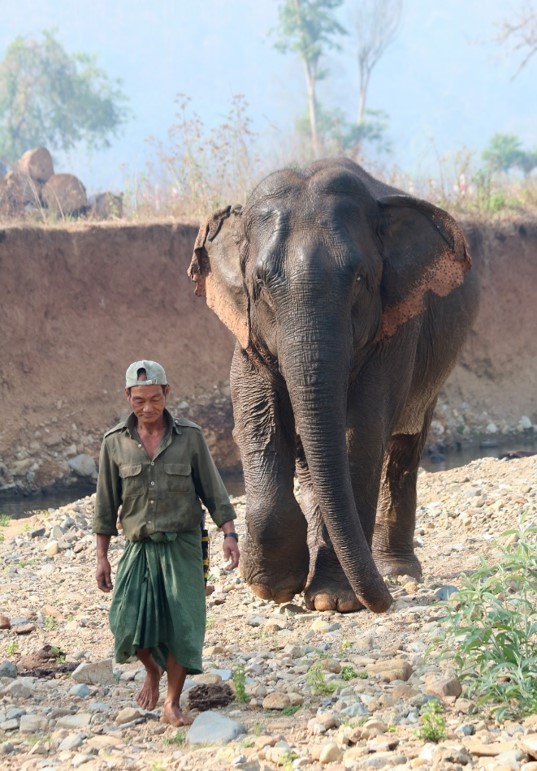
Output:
[150, 481, 155, 486]
[151, 461, 155, 466]
[150, 500, 154, 504]
[138, 444, 142, 448]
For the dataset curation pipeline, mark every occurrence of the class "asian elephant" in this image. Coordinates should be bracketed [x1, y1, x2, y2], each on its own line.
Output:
[188, 158, 478, 614]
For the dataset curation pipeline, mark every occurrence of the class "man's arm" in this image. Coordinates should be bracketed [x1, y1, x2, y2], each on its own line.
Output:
[191, 429, 240, 570]
[96, 534, 113, 592]
[93, 438, 121, 591]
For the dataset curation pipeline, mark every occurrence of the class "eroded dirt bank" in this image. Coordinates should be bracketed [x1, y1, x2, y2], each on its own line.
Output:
[0, 216, 536, 494]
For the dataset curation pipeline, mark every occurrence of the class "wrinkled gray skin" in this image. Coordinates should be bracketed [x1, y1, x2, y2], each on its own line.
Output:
[189, 158, 478, 613]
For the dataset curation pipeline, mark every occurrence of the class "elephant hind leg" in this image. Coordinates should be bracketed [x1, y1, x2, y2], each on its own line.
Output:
[372, 408, 435, 579]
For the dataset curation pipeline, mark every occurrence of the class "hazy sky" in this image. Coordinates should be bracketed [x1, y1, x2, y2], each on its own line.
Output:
[1, 0, 534, 194]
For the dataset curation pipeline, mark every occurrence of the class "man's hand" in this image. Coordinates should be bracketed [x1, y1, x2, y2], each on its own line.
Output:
[96, 556, 113, 592]
[222, 536, 240, 571]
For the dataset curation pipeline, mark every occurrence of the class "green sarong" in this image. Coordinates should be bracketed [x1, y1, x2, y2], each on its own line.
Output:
[109, 531, 205, 674]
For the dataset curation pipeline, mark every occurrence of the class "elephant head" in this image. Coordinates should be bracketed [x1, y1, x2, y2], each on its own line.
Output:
[188, 159, 472, 613]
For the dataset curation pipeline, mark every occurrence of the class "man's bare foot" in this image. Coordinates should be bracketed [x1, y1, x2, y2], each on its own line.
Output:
[161, 701, 192, 727]
[136, 665, 163, 710]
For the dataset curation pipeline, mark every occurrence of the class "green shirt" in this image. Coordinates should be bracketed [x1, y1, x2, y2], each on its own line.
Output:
[93, 410, 236, 541]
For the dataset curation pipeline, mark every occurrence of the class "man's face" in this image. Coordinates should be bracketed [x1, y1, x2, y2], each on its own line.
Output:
[126, 384, 170, 426]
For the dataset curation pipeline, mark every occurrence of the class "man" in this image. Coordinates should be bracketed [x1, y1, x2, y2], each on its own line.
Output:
[93, 360, 239, 727]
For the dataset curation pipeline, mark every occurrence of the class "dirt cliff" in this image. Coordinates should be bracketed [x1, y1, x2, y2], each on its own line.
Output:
[0, 215, 536, 494]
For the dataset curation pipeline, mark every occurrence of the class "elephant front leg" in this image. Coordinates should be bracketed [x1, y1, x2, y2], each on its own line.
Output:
[231, 347, 309, 603]
[372, 430, 427, 579]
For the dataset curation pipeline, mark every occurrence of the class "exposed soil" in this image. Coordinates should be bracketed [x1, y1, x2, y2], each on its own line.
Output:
[1, 214, 536, 495]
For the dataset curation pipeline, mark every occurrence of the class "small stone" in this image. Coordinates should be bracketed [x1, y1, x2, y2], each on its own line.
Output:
[59, 733, 87, 751]
[45, 541, 59, 556]
[13, 623, 36, 635]
[72, 659, 114, 685]
[19, 713, 47, 733]
[263, 692, 291, 710]
[0, 615, 11, 629]
[425, 674, 462, 699]
[115, 707, 143, 725]
[0, 660, 17, 677]
[319, 741, 342, 763]
[56, 713, 92, 729]
[366, 658, 413, 682]
[70, 683, 91, 698]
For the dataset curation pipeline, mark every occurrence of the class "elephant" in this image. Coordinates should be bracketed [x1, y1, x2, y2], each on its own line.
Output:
[188, 158, 478, 614]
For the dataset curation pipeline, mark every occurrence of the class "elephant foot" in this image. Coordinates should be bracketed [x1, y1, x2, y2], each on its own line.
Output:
[304, 575, 364, 613]
[240, 536, 309, 604]
[249, 582, 298, 604]
[373, 552, 422, 579]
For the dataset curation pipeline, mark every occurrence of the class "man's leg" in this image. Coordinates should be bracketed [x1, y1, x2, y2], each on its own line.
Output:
[136, 648, 163, 710]
[161, 653, 192, 726]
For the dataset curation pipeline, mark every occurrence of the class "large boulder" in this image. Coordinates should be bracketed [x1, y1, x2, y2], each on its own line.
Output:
[0, 171, 42, 214]
[42, 173, 88, 215]
[13, 147, 54, 184]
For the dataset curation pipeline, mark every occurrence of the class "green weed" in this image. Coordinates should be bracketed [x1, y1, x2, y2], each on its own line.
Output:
[232, 664, 248, 704]
[280, 704, 301, 716]
[163, 731, 186, 746]
[6, 639, 18, 656]
[415, 699, 447, 743]
[0, 514, 10, 527]
[340, 665, 358, 681]
[433, 517, 537, 720]
[306, 662, 338, 695]
[43, 616, 57, 631]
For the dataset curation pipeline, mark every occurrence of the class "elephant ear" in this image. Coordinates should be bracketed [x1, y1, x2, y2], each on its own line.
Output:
[188, 205, 250, 349]
[377, 194, 472, 340]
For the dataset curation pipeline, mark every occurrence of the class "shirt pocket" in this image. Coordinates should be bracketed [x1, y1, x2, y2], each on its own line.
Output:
[164, 463, 192, 493]
[119, 463, 144, 498]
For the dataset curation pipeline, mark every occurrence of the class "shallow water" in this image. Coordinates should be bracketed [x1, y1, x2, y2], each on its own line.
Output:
[1, 440, 534, 521]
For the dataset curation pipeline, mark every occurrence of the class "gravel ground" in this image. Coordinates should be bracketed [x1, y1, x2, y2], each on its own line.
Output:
[1, 456, 537, 771]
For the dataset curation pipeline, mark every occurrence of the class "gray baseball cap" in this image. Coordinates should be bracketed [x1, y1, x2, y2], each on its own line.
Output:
[125, 360, 168, 387]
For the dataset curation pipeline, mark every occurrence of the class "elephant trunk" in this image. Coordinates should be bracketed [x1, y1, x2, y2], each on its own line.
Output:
[281, 337, 393, 614]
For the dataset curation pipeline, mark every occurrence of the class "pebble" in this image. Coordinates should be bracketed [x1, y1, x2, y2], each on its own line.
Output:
[0, 455, 534, 770]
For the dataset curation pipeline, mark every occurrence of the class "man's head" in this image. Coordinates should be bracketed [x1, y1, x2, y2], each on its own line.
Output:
[125, 360, 170, 426]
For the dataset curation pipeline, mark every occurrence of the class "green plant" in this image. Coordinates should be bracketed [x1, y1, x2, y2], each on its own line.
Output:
[232, 664, 248, 704]
[43, 616, 57, 631]
[0, 514, 10, 526]
[340, 665, 358, 681]
[433, 518, 537, 720]
[50, 646, 65, 663]
[163, 732, 186, 746]
[6, 639, 18, 655]
[306, 662, 338, 695]
[280, 704, 301, 716]
[415, 699, 447, 742]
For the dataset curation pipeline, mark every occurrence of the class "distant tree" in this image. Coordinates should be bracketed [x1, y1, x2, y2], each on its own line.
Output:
[482, 133, 537, 176]
[495, 4, 537, 76]
[348, 0, 402, 124]
[0, 30, 129, 164]
[274, 0, 345, 157]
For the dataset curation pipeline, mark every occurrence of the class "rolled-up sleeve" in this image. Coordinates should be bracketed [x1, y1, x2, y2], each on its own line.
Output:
[93, 439, 121, 536]
[191, 431, 236, 528]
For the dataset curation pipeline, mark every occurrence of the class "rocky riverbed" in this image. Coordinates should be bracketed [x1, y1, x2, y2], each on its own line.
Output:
[1, 456, 537, 770]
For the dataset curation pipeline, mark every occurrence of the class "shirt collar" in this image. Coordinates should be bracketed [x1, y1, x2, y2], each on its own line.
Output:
[126, 408, 175, 438]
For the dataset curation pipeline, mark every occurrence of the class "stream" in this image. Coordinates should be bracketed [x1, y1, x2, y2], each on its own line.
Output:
[0, 440, 534, 521]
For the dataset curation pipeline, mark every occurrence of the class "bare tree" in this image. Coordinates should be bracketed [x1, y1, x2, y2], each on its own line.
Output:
[274, 0, 345, 157]
[496, 3, 537, 77]
[348, 0, 402, 125]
